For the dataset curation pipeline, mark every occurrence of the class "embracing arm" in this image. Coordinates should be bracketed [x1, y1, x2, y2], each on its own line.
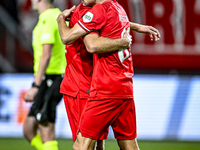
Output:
[57, 6, 131, 53]
[83, 31, 132, 53]
[57, 6, 87, 44]
[129, 22, 161, 41]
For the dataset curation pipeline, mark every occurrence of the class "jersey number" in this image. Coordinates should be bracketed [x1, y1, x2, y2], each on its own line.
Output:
[118, 28, 130, 63]
[118, 48, 130, 63]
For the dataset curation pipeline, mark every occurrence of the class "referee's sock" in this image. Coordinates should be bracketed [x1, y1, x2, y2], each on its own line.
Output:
[30, 134, 43, 150]
[43, 140, 59, 150]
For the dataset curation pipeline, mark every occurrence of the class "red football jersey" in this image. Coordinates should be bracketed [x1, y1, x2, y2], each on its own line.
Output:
[78, 0, 134, 99]
[60, 3, 93, 99]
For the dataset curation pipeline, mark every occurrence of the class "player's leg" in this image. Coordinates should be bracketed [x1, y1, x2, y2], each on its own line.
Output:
[39, 123, 55, 142]
[63, 94, 80, 142]
[95, 127, 108, 150]
[79, 96, 107, 150]
[79, 97, 106, 150]
[112, 99, 139, 150]
[23, 116, 43, 150]
[23, 117, 44, 150]
[73, 132, 96, 150]
[23, 77, 47, 142]
[39, 123, 59, 150]
[77, 99, 127, 150]
[117, 139, 140, 150]
[95, 139, 105, 150]
[39, 75, 63, 150]
[23, 116, 38, 142]
[64, 96, 98, 150]
[23, 79, 48, 150]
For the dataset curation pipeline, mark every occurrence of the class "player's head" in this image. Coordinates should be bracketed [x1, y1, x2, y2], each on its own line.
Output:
[82, 0, 96, 7]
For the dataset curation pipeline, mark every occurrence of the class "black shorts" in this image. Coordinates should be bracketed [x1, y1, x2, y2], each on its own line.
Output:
[28, 75, 63, 123]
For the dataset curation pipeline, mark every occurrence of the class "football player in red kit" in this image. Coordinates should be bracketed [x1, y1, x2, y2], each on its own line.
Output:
[57, 0, 160, 149]
[58, 2, 133, 150]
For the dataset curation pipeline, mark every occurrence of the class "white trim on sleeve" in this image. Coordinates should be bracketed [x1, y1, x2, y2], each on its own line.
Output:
[78, 21, 91, 32]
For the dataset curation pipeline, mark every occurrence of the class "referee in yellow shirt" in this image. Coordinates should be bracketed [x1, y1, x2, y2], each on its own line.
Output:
[23, 0, 66, 150]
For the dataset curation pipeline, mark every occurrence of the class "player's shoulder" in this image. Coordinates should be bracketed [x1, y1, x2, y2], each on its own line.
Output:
[101, 0, 114, 11]
[88, 3, 106, 14]
[73, 3, 81, 12]
[92, 3, 104, 10]
[40, 8, 61, 21]
[72, 3, 85, 17]
[40, 9, 59, 26]
[74, 3, 91, 12]
[76, 3, 84, 9]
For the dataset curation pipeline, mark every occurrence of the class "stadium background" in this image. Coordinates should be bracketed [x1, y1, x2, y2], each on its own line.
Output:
[0, 0, 200, 149]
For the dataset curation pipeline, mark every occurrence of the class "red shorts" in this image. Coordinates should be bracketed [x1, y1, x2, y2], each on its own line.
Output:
[63, 94, 108, 141]
[79, 99, 137, 140]
[63, 94, 87, 142]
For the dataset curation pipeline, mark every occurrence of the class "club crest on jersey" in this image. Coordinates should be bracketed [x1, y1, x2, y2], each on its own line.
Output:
[83, 12, 93, 23]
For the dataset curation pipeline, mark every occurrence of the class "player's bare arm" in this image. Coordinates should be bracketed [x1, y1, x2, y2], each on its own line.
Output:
[57, 6, 88, 44]
[83, 31, 132, 53]
[24, 44, 52, 102]
[130, 22, 160, 41]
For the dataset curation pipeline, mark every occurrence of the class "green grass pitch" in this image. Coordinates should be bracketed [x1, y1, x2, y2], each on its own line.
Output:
[0, 138, 200, 150]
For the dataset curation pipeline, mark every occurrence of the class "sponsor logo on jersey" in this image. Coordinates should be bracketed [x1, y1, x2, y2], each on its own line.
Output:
[83, 12, 93, 23]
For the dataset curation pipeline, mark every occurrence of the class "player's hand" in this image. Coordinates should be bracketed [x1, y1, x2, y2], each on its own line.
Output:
[24, 87, 38, 102]
[62, 5, 76, 19]
[123, 29, 132, 48]
[65, 12, 73, 21]
[57, 6, 76, 22]
[137, 25, 161, 41]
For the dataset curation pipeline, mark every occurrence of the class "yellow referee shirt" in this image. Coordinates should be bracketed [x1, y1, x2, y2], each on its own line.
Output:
[32, 8, 66, 75]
